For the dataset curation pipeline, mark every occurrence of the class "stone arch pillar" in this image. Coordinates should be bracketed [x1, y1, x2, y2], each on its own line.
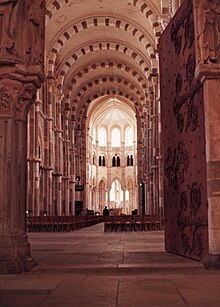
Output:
[0, 0, 45, 274]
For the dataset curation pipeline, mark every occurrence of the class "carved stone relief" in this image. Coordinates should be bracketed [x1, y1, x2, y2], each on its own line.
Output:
[195, 0, 220, 64]
[0, 85, 11, 114]
[14, 85, 36, 117]
[0, 0, 45, 66]
[0, 0, 19, 61]
[0, 83, 36, 117]
[26, 0, 44, 65]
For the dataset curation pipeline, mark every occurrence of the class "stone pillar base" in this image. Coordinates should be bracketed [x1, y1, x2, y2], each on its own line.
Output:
[0, 235, 37, 274]
[0, 256, 37, 275]
[203, 254, 220, 270]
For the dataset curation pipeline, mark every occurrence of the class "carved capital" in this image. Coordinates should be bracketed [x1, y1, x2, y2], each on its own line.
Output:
[14, 83, 36, 118]
[0, 81, 36, 118]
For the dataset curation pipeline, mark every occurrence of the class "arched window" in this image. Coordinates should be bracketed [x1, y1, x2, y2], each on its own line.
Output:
[112, 156, 116, 167]
[99, 155, 106, 166]
[127, 155, 134, 166]
[98, 127, 106, 146]
[125, 127, 133, 146]
[111, 127, 120, 147]
[117, 156, 120, 166]
[112, 155, 120, 167]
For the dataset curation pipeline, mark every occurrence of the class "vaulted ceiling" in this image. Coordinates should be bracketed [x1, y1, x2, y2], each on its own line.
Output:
[45, 0, 165, 126]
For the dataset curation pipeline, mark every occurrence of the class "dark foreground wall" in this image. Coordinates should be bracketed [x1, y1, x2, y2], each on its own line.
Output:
[159, 0, 208, 261]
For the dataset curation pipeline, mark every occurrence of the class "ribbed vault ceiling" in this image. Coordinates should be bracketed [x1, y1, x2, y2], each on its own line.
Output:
[45, 0, 163, 125]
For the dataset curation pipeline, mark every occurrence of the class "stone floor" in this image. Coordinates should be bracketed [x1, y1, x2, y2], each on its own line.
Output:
[1, 223, 220, 306]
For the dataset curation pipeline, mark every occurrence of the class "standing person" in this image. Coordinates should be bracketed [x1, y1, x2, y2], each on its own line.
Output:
[103, 206, 109, 217]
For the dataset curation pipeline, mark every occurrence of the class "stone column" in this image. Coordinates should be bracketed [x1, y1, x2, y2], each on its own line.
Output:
[27, 100, 41, 215]
[122, 189, 126, 214]
[27, 104, 35, 214]
[194, 0, 220, 269]
[0, 81, 41, 273]
[0, 0, 45, 274]
[69, 145, 76, 215]
[62, 108, 70, 215]
[107, 189, 110, 208]
[45, 78, 55, 216]
[54, 129, 63, 215]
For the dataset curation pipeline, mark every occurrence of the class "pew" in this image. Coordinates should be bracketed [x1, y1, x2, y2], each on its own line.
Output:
[103, 215, 163, 232]
[26, 215, 104, 232]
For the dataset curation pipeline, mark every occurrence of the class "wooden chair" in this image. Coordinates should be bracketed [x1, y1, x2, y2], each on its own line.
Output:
[104, 216, 114, 232]
[151, 215, 161, 230]
[132, 215, 142, 231]
[114, 215, 124, 231]
[122, 215, 132, 231]
[140, 215, 151, 231]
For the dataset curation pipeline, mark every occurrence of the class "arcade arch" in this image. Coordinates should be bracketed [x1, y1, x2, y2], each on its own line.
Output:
[86, 97, 138, 215]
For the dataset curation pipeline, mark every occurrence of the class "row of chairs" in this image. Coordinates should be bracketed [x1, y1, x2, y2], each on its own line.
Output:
[104, 215, 163, 232]
[26, 215, 104, 232]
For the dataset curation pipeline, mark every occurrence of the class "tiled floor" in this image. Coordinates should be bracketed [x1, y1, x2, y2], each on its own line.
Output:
[1, 223, 220, 306]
